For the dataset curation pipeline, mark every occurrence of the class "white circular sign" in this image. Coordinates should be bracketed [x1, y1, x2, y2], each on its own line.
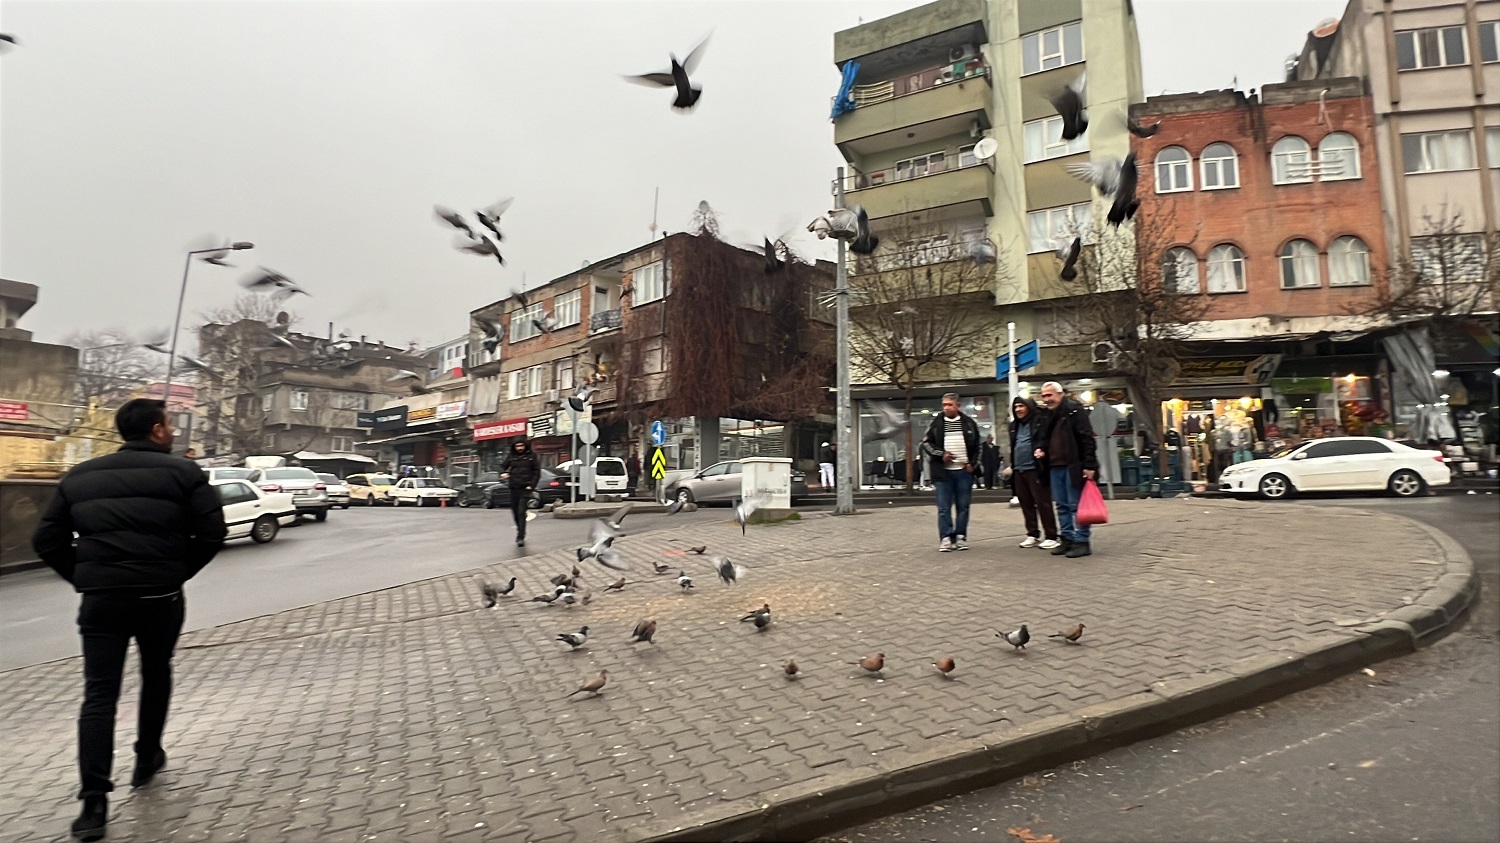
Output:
[578, 421, 599, 445]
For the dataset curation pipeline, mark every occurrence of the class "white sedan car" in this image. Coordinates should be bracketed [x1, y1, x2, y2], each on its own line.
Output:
[1218, 437, 1450, 499]
[211, 479, 299, 543]
[388, 477, 460, 507]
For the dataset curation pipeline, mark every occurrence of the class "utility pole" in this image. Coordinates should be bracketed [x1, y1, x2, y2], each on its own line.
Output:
[834, 167, 856, 515]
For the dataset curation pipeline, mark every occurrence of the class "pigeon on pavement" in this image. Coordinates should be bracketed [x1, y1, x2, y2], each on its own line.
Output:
[604, 577, 626, 592]
[856, 653, 885, 676]
[740, 603, 771, 631]
[1049, 623, 1085, 643]
[996, 625, 1031, 651]
[784, 659, 800, 679]
[556, 626, 590, 650]
[630, 619, 657, 644]
[677, 571, 694, 591]
[566, 670, 608, 698]
[708, 555, 746, 585]
[933, 657, 956, 677]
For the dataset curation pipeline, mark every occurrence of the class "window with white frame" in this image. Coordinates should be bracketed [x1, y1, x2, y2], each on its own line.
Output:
[1394, 26, 1469, 70]
[1482, 21, 1500, 63]
[632, 262, 666, 305]
[957, 144, 978, 167]
[555, 358, 575, 393]
[1412, 234, 1488, 285]
[1026, 202, 1092, 254]
[506, 365, 546, 399]
[1154, 146, 1193, 192]
[1162, 247, 1201, 294]
[1021, 21, 1083, 75]
[643, 337, 665, 374]
[334, 392, 365, 410]
[290, 390, 309, 411]
[1278, 239, 1321, 289]
[553, 289, 581, 328]
[1272, 136, 1313, 184]
[1402, 130, 1476, 173]
[1328, 236, 1372, 286]
[1487, 127, 1500, 166]
[1317, 132, 1361, 180]
[894, 150, 949, 180]
[509, 303, 544, 342]
[262, 393, 274, 413]
[1206, 244, 1247, 293]
[1023, 116, 1088, 163]
[1199, 143, 1239, 189]
[330, 435, 353, 453]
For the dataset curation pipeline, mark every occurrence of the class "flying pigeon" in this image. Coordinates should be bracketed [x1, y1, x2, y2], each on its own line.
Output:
[188, 235, 235, 267]
[556, 626, 590, 650]
[175, 353, 218, 376]
[1055, 237, 1082, 281]
[871, 403, 912, 440]
[565, 669, 608, 698]
[964, 236, 997, 266]
[850, 206, 880, 255]
[142, 336, 172, 355]
[664, 498, 686, 516]
[707, 555, 746, 586]
[262, 330, 296, 350]
[624, 33, 712, 111]
[996, 625, 1031, 651]
[1049, 623, 1085, 643]
[240, 268, 308, 298]
[0, 34, 19, 54]
[1066, 152, 1140, 226]
[532, 310, 559, 334]
[732, 495, 771, 535]
[1127, 115, 1161, 138]
[434, 206, 474, 238]
[762, 237, 785, 274]
[630, 619, 657, 644]
[475, 197, 513, 241]
[476, 318, 503, 355]
[677, 571, 694, 590]
[856, 653, 885, 676]
[740, 603, 771, 631]
[806, 216, 833, 240]
[595, 502, 633, 538]
[386, 370, 422, 383]
[456, 233, 499, 257]
[1048, 72, 1088, 140]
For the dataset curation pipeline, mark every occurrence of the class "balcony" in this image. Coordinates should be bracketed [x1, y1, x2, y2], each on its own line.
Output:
[834, 0, 987, 68]
[590, 309, 622, 333]
[837, 154, 993, 220]
[835, 61, 992, 157]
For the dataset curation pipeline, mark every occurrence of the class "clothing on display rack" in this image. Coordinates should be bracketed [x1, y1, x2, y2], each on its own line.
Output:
[1089, 402, 1123, 485]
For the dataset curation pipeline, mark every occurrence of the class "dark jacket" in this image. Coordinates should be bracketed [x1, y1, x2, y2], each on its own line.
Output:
[1008, 397, 1042, 472]
[501, 441, 541, 489]
[1034, 397, 1099, 484]
[32, 439, 227, 594]
[922, 411, 981, 471]
[819, 445, 835, 464]
[980, 440, 1001, 469]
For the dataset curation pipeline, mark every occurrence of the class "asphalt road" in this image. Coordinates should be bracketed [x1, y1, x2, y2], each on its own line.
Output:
[822, 494, 1500, 843]
[0, 502, 726, 672]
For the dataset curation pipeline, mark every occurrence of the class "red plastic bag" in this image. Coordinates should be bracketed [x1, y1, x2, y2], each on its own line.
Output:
[1077, 479, 1109, 526]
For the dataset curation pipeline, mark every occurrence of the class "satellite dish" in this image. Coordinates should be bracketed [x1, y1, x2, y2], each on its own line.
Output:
[973, 137, 998, 161]
[1312, 17, 1339, 37]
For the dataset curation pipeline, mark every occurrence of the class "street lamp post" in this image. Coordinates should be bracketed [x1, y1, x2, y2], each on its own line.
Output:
[833, 167, 856, 515]
[161, 242, 254, 401]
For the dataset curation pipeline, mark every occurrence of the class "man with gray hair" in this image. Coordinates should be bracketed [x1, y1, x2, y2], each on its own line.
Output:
[1034, 381, 1099, 558]
[921, 393, 981, 551]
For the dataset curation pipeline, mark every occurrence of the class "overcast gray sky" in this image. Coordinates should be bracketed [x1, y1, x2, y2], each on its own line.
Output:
[1, 0, 1347, 349]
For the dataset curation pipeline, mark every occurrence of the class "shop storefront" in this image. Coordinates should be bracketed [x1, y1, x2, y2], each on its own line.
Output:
[855, 393, 999, 488]
[1157, 355, 1283, 486]
[472, 417, 527, 473]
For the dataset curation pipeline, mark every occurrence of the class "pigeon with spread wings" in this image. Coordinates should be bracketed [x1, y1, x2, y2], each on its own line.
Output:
[624, 33, 712, 111]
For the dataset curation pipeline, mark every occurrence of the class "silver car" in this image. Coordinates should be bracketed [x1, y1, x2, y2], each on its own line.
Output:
[665, 460, 808, 504]
[248, 467, 332, 521]
[315, 473, 352, 509]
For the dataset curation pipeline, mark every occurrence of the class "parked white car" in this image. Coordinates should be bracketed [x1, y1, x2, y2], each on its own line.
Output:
[211, 479, 298, 543]
[204, 467, 257, 483]
[554, 457, 630, 496]
[315, 473, 352, 509]
[388, 477, 460, 507]
[1218, 437, 1451, 499]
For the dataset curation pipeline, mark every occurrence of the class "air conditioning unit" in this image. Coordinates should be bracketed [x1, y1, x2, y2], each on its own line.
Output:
[949, 44, 977, 63]
[1091, 341, 1119, 365]
[544, 388, 560, 403]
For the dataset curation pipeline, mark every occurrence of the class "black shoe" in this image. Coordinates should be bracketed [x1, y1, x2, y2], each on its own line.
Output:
[71, 794, 107, 842]
[516, 536, 525, 547]
[1050, 539, 1073, 556]
[1065, 542, 1092, 558]
[131, 749, 167, 788]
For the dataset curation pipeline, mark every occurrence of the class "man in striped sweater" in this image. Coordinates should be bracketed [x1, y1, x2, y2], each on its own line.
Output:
[920, 392, 981, 552]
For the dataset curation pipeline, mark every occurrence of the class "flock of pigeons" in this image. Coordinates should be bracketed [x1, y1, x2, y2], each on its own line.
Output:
[477, 499, 1087, 699]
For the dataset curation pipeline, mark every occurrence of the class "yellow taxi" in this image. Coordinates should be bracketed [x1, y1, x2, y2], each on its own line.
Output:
[345, 473, 398, 505]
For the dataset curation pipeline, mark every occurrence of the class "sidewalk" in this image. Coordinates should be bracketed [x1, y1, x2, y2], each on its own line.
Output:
[0, 498, 1474, 843]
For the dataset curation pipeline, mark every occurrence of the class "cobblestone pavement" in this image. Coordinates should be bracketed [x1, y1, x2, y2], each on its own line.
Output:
[0, 498, 1452, 842]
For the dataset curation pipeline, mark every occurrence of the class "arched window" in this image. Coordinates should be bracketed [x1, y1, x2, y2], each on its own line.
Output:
[1162, 247, 1200, 294]
[1279, 239, 1322, 288]
[1154, 146, 1193, 193]
[1206, 244, 1246, 293]
[1199, 143, 1240, 189]
[1318, 132, 1361, 180]
[1272, 136, 1313, 184]
[1328, 236, 1372, 286]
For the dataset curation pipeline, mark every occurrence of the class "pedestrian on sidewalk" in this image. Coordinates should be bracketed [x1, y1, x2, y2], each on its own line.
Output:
[1007, 396, 1060, 550]
[625, 451, 641, 497]
[32, 398, 227, 843]
[921, 392, 980, 552]
[818, 441, 836, 490]
[1035, 382, 1099, 558]
[979, 435, 1001, 490]
[500, 438, 540, 547]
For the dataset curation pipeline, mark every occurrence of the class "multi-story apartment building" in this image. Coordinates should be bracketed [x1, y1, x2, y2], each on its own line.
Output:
[831, 0, 1144, 475]
[367, 335, 473, 480]
[466, 233, 835, 477]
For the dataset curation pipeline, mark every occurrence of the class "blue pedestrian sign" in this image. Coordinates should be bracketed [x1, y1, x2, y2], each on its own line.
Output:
[650, 420, 667, 446]
[995, 340, 1041, 380]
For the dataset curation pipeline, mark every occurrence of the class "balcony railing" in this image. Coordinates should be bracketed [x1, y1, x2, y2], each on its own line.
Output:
[850, 241, 974, 276]
[846, 59, 989, 109]
[590, 309, 622, 333]
[836, 153, 990, 194]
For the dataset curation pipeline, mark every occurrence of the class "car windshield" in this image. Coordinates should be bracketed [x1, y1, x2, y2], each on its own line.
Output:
[410, 479, 445, 488]
[1268, 445, 1302, 459]
[212, 468, 254, 480]
[316, 474, 341, 484]
[264, 468, 318, 481]
[368, 475, 396, 485]
[596, 461, 626, 475]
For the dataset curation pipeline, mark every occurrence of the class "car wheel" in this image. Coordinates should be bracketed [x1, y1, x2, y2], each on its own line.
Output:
[1388, 469, 1425, 497]
[527, 496, 543, 510]
[1257, 473, 1292, 500]
[457, 496, 471, 508]
[483, 497, 496, 509]
[675, 487, 694, 504]
[364, 495, 375, 507]
[250, 515, 279, 544]
[314, 510, 328, 522]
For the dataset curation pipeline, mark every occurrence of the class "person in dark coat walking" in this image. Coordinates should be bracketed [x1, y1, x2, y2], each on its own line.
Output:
[626, 452, 642, 497]
[1007, 396, 1060, 550]
[32, 398, 227, 842]
[920, 393, 981, 551]
[500, 438, 541, 547]
[979, 435, 1002, 489]
[1034, 382, 1100, 558]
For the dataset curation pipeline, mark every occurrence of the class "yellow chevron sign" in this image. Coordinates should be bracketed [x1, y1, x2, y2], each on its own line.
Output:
[650, 448, 667, 480]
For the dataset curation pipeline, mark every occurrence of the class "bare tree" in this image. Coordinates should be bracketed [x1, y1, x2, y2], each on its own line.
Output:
[846, 221, 1001, 492]
[1356, 206, 1498, 352]
[64, 328, 164, 409]
[193, 295, 303, 457]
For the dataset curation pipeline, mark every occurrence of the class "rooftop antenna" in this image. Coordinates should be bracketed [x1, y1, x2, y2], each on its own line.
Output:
[649, 187, 660, 240]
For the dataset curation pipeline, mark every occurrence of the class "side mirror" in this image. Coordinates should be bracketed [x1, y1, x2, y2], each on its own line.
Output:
[1291, 453, 1306, 460]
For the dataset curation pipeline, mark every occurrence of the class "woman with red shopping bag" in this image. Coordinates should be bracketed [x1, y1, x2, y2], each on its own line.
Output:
[1034, 382, 1100, 558]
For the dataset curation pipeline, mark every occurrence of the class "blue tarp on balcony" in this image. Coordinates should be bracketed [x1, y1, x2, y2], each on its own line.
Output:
[831, 61, 859, 119]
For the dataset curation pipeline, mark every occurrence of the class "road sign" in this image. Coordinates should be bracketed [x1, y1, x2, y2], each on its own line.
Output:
[579, 421, 599, 445]
[995, 340, 1041, 380]
[650, 448, 667, 480]
[650, 420, 666, 446]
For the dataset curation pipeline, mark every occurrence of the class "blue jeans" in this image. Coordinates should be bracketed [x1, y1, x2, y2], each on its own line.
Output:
[1049, 467, 1090, 543]
[934, 468, 974, 540]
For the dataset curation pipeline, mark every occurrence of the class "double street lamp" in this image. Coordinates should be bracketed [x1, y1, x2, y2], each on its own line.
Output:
[160, 241, 254, 401]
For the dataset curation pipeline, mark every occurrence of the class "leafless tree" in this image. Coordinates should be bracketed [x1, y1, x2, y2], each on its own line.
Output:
[192, 295, 303, 457]
[64, 328, 164, 410]
[845, 220, 1001, 492]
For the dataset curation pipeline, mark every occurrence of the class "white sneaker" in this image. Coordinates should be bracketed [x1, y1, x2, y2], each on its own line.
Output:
[954, 535, 969, 551]
[939, 537, 953, 552]
[1038, 538, 1061, 550]
[1018, 536, 1040, 548]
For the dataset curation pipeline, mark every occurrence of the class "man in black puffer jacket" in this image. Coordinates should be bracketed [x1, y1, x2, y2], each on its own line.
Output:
[33, 398, 226, 842]
[500, 437, 541, 547]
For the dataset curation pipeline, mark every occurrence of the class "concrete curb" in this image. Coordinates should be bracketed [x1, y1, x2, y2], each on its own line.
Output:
[552, 501, 671, 519]
[632, 506, 1479, 843]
